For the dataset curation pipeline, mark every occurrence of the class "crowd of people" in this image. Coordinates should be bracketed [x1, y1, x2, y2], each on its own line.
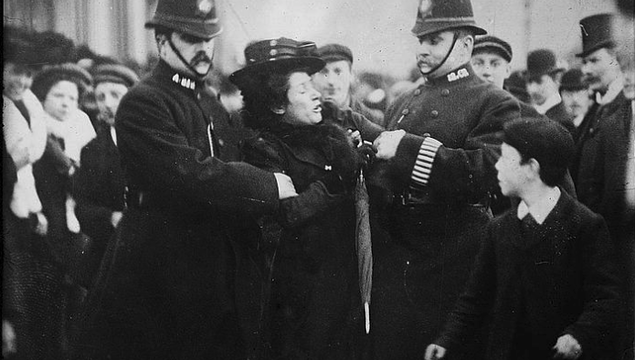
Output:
[3, 0, 634, 359]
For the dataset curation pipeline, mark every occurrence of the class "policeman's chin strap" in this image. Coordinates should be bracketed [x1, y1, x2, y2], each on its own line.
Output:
[421, 32, 459, 77]
[167, 37, 212, 80]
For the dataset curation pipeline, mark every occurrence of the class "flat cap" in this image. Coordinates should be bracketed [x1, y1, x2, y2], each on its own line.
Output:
[316, 43, 354, 64]
[474, 35, 513, 62]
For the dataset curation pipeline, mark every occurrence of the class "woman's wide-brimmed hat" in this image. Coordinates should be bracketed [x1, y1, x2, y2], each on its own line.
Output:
[229, 37, 325, 91]
[31, 63, 94, 101]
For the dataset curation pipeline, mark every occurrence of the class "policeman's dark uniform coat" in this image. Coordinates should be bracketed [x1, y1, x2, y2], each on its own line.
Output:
[366, 1, 520, 358]
[78, 1, 281, 357]
[434, 192, 620, 359]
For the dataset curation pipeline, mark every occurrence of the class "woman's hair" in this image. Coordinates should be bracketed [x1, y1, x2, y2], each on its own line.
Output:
[240, 66, 311, 130]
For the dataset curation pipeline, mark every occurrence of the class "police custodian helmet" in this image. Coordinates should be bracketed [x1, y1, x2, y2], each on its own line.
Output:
[411, 0, 487, 38]
[145, 0, 223, 39]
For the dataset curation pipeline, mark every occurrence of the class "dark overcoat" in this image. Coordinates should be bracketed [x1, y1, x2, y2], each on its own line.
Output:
[573, 92, 629, 208]
[242, 121, 369, 359]
[596, 101, 635, 358]
[74, 126, 125, 281]
[366, 63, 520, 359]
[78, 60, 280, 360]
[545, 101, 576, 134]
[435, 191, 620, 360]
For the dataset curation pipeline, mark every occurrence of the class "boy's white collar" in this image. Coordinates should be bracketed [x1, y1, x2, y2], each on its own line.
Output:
[517, 187, 561, 225]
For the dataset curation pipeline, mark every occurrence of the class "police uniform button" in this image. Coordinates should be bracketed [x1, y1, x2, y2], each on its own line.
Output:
[441, 89, 450, 96]
[402, 108, 410, 115]
[423, 132, 431, 137]
[197, 93, 201, 100]
[414, 89, 421, 96]
[431, 110, 439, 117]
[218, 139, 225, 147]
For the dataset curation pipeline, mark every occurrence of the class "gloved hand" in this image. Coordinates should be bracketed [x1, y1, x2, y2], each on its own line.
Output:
[356, 143, 376, 171]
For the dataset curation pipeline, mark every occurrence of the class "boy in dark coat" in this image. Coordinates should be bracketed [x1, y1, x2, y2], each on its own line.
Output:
[425, 117, 620, 360]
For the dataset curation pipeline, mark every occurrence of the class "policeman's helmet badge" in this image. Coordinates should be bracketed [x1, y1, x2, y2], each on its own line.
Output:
[196, 0, 214, 17]
[419, 0, 434, 19]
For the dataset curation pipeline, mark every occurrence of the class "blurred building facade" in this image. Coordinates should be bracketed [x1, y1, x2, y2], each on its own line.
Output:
[4, 0, 618, 79]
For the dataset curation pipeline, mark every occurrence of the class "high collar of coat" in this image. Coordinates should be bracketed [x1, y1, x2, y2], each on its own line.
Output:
[422, 62, 476, 87]
[155, 60, 206, 92]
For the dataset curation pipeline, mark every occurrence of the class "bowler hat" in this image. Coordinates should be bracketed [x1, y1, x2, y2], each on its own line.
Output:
[473, 35, 513, 62]
[411, 0, 486, 38]
[502, 117, 575, 171]
[526, 49, 565, 82]
[93, 64, 140, 88]
[145, 0, 222, 39]
[559, 68, 587, 92]
[577, 13, 616, 58]
[316, 43, 354, 64]
[229, 38, 325, 91]
[32, 63, 93, 101]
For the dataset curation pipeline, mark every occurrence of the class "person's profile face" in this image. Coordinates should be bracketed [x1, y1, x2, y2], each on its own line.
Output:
[43, 80, 79, 122]
[471, 52, 511, 89]
[495, 142, 530, 198]
[416, 30, 463, 77]
[582, 47, 621, 92]
[94, 81, 129, 126]
[312, 60, 353, 108]
[281, 72, 323, 126]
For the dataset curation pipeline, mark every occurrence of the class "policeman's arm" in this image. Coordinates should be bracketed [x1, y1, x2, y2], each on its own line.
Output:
[115, 90, 280, 214]
[388, 93, 519, 199]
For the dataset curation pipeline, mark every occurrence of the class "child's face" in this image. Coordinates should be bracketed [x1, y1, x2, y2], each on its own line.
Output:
[471, 52, 511, 89]
[495, 143, 531, 197]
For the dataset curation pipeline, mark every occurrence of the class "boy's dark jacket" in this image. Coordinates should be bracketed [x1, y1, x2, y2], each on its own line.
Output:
[435, 190, 620, 359]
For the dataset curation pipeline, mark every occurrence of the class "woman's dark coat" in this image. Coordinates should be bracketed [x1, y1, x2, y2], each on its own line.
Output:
[242, 122, 366, 359]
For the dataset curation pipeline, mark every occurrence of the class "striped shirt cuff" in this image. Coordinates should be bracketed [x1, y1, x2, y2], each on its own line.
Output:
[411, 137, 442, 186]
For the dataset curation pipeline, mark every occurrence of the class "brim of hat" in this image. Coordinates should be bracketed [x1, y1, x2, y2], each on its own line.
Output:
[229, 57, 325, 90]
[145, 19, 222, 40]
[473, 46, 512, 62]
[525, 67, 565, 82]
[575, 40, 615, 57]
[411, 21, 487, 38]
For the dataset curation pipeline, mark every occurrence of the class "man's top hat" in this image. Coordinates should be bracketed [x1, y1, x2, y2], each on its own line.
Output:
[31, 63, 93, 101]
[577, 13, 616, 58]
[92, 64, 140, 88]
[229, 38, 325, 91]
[473, 35, 513, 62]
[316, 44, 354, 64]
[145, 0, 222, 39]
[411, 0, 486, 38]
[525, 49, 565, 82]
[559, 68, 587, 92]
